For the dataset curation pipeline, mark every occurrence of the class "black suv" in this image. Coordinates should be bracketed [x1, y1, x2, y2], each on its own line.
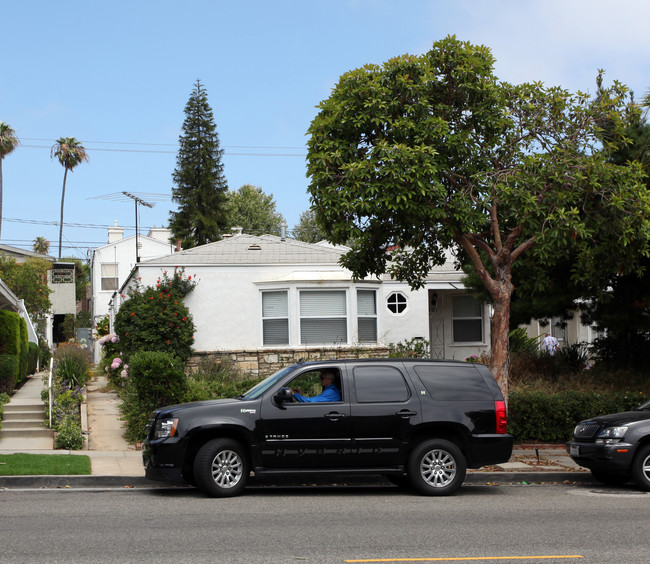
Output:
[566, 399, 650, 490]
[143, 359, 513, 497]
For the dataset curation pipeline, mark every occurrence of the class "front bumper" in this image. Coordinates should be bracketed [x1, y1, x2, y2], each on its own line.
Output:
[142, 436, 188, 483]
[566, 440, 636, 473]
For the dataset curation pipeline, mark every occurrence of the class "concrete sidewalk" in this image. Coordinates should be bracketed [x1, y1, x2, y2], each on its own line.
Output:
[0, 371, 592, 490]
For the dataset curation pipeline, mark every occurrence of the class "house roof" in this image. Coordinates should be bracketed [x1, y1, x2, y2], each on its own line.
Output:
[0, 243, 55, 262]
[138, 234, 347, 266]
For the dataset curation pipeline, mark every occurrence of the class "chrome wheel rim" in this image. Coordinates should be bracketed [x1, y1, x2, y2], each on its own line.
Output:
[420, 448, 456, 488]
[211, 449, 243, 489]
[642, 454, 650, 483]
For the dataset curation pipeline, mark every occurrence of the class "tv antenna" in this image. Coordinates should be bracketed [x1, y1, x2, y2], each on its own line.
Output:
[122, 191, 153, 262]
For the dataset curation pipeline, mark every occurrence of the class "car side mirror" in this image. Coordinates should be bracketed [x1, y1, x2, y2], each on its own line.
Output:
[273, 387, 293, 408]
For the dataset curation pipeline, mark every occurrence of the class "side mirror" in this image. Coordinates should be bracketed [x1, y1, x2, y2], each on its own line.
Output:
[273, 387, 293, 408]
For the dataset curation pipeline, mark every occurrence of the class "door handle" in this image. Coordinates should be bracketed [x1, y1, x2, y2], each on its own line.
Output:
[396, 410, 417, 418]
[325, 412, 346, 421]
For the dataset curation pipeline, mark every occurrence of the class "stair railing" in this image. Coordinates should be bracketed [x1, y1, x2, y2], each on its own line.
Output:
[48, 357, 54, 428]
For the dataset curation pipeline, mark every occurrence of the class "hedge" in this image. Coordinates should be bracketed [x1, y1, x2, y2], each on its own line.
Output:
[509, 390, 647, 443]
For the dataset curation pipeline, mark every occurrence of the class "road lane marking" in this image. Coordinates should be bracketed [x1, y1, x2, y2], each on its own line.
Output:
[346, 556, 584, 562]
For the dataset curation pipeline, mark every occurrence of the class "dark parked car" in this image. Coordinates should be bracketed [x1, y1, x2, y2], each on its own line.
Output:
[567, 399, 650, 489]
[143, 358, 513, 497]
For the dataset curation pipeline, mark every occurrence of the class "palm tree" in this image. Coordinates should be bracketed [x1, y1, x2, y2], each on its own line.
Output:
[51, 137, 89, 258]
[0, 122, 19, 241]
[33, 236, 50, 255]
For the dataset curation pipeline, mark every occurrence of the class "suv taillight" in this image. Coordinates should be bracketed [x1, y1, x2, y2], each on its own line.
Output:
[495, 400, 507, 434]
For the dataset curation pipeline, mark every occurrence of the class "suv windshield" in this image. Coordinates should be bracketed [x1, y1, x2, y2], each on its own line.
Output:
[240, 365, 297, 400]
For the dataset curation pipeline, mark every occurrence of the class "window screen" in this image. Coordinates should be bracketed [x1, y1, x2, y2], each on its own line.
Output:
[101, 263, 118, 291]
[357, 290, 377, 342]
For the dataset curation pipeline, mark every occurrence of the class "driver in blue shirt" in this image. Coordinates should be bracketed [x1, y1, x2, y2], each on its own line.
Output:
[292, 370, 341, 402]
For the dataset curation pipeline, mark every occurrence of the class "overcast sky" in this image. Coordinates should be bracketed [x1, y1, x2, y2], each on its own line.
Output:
[3, 0, 649, 259]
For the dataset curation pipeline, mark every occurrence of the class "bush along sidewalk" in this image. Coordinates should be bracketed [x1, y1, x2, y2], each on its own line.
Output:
[41, 340, 92, 449]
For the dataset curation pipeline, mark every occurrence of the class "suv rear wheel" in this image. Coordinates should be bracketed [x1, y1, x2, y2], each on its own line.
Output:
[408, 439, 466, 496]
[631, 444, 650, 491]
[193, 438, 248, 497]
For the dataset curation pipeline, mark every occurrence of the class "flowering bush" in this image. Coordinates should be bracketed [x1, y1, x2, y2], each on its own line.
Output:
[114, 268, 197, 362]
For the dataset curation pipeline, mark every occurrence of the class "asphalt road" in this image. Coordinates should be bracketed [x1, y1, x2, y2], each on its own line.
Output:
[1, 483, 648, 563]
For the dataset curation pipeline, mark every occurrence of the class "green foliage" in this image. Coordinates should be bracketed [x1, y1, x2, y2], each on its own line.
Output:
[509, 390, 647, 443]
[226, 184, 286, 235]
[0, 392, 10, 426]
[169, 79, 229, 249]
[509, 328, 541, 355]
[18, 318, 28, 383]
[114, 269, 197, 362]
[95, 315, 110, 337]
[120, 351, 189, 442]
[54, 414, 84, 450]
[388, 338, 430, 358]
[0, 256, 52, 329]
[0, 310, 21, 391]
[38, 337, 51, 367]
[306, 35, 650, 394]
[27, 342, 39, 374]
[185, 358, 263, 401]
[292, 209, 328, 243]
[53, 342, 91, 388]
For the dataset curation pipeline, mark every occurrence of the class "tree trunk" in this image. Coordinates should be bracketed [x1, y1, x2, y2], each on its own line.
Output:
[58, 168, 68, 259]
[488, 259, 514, 404]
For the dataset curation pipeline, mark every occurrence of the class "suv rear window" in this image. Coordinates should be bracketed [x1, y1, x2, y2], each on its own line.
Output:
[414, 365, 491, 401]
[353, 366, 409, 403]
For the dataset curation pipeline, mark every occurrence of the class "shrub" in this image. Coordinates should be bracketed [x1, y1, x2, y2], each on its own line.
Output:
[53, 342, 91, 388]
[388, 338, 430, 358]
[55, 415, 84, 450]
[120, 350, 189, 442]
[0, 355, 18, 394]
[185, 358, 263, 402]
[114, 268, 197, 363]
[27, 342, 39, 375]
[509, 390, 647, 443]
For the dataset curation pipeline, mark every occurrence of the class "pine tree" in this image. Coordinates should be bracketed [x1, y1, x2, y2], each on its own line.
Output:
[169, 79, 229, 248]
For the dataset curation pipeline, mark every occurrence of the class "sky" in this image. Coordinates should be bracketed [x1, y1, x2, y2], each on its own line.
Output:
[2, 0, 649, 260]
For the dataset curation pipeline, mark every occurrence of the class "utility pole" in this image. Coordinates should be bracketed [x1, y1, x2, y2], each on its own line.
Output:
[122, 191, 153, 262]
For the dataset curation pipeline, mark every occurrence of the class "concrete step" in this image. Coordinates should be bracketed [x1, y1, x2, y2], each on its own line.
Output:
[1, 419, 47, 429]
[0, 428, 53, 439]
[3, 410, 44, 421]
[3, 404, 44, 413]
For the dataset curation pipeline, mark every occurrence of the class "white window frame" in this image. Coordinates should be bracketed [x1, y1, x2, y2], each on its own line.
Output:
[357, 289, 377, 343]
[101, 263, 119, 291]
[386, 291, 408, 315]
[452, 294, 484, 344]
[261, 290, 289, 346]
[299, 289, 348, 345]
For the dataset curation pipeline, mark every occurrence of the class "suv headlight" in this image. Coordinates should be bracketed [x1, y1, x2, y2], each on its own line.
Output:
[153, 418, 178, 439]
[595, 426, 628, 444]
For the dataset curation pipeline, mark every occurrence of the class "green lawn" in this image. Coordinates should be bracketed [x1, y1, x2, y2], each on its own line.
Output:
[0, 453, 91, 476]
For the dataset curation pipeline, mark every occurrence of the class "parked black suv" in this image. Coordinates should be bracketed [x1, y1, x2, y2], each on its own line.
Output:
[143, 359, 513, 497]
[566, 399, 650, 490]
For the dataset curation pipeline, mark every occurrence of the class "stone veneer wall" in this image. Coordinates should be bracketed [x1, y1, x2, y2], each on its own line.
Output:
[187, 346, 391, 378]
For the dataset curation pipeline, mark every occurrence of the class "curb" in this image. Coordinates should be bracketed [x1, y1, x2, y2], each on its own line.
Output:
[0, 471, 593, 490]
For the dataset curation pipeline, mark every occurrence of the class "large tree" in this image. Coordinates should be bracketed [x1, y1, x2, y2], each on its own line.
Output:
[306, 36, 650, 400]
[292, 209, 327, 243]
[169, 79, 229, 249]
[227, 184, 285, 235]
[0, 122, 19, 240]
[51, 137, 89, 259]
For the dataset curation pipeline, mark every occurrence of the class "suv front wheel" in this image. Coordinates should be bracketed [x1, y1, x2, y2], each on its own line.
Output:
[408, 439, 466, 496]
[193, 438, 248, 497]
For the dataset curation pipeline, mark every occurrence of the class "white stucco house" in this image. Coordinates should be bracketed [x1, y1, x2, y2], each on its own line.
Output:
[89, 222, 176, 361]
[109, 233, 492, 376]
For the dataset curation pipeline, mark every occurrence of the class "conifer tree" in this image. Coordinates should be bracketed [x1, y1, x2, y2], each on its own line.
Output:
[169, 79, 228, 248]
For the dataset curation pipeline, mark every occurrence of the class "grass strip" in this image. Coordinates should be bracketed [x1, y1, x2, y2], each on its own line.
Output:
[0, 453, 91, 476]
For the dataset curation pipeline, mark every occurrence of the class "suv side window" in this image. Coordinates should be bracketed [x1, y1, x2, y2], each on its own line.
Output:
[353, 365, 409, 402]
[414, 365, 491, 400]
